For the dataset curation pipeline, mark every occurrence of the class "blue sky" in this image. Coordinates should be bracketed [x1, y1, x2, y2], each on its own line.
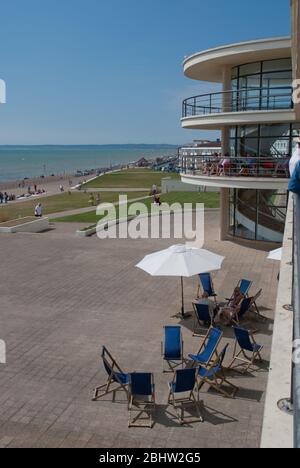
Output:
[0, 0, 291, 145]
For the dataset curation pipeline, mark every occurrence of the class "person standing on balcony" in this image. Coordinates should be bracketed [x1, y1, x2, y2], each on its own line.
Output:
[289, 137, 300, 177]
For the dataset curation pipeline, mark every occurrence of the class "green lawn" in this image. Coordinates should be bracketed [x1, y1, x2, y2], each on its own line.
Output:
[0, 191, 148, 222]
[82, 169, 180, 189]
[53, 192, 220, 225]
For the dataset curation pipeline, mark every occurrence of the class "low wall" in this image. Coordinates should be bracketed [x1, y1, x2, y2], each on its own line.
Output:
[161, 178, 218, 194]
[0, 217, 49, 233]
[260, 197, 293, 448]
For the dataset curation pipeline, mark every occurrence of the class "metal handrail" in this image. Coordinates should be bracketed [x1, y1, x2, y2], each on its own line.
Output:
[182, 86, 293, 117]
[180, 155, 290, 179]
[293, 193, 300, 448]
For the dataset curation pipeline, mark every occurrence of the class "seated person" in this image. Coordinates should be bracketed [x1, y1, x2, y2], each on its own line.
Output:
[215, 287, 244, 325]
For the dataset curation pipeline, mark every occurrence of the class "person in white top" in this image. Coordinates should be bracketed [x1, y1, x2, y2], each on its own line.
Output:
[34, 203, 43, 217]
[289, 137, 300, 177]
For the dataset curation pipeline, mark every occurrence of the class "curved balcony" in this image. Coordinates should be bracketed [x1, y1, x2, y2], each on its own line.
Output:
[180, 155, 289, 190]
[181, 87, 295, 129]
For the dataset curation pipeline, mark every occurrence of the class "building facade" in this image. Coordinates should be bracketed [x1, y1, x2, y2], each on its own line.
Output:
[180, 19, 300, 246]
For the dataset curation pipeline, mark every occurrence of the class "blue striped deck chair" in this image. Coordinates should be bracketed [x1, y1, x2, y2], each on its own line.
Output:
[197, 273, 218, 303]
[197, 344, 238, 398]
[128, 373, 155, 428]
[192, 302, 214, 337]
[162, 326, 183, 372]
[228, 327, 263, 374]
[226, 279, 252, 304]
[188, 326, 223, 368]
[92, 346, 129, 401]
[168, 368, 203, 425]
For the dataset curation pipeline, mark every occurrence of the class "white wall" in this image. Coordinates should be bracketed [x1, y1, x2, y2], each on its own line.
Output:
[162, 178, 218, 194]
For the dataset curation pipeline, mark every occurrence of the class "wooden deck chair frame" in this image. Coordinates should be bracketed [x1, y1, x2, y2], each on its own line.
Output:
[168, 370, 204, 425]
[228, 331, 263, 374]
[197, 347, 238, 398]
[92, 346, 128, 401]
[250, 289, 267, 321]
[128, 374, 155, 428]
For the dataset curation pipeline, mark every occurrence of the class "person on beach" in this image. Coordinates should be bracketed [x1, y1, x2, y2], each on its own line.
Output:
[3, 192, 8, 203]
[0, 192, 3, 204]
[34, 203, 43, 217]
[59, 184, 64, 192]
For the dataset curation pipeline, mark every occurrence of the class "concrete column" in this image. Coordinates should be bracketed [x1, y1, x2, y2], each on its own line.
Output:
[221, 65, 232, 155]
[220, 187, 230, 241]
[220, 66, 232, 240]
[221, 127, 230, 155]
[222, 65, 232, 112]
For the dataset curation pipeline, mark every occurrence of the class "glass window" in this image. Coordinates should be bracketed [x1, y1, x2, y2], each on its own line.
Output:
[239, 62, 261, 76]
[237, 126, 259, 138]
[231, 58, 292, 111]
[262, 58, 292, 72]
[237, 138, 259, 157]
[230, 127, 237, 138]
[231, 67, 238, 79]
[228, 188, 287, 242]
[260, 124, 290, 137]
[260, 138, 290, 158]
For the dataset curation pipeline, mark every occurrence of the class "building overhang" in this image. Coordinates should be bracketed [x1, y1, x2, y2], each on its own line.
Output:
[181, 173, 289, 190]
[181, 109, 296, 130]
[183, 37, 291, 82]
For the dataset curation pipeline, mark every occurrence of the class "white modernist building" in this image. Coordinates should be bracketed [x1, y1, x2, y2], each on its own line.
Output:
[180, 6, 300, 247]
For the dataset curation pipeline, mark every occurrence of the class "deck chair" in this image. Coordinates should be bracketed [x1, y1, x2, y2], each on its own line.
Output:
[188, 326, 223, 368]
[228, 327, 263, 374]
[226, 279, 252, 304]
[92, 346, 129, 401]
[231, 297, 253, 325]
[197, 344, 238, 398]
[192, 302, 214, 337]
[168, 368, 203, 425]
[197, 273, 217, 303]
[128, 373, 155, 428]
[162, 326, 183, 372]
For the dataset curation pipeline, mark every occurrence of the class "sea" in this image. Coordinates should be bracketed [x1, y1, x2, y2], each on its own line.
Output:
[0, 144, 178, 182]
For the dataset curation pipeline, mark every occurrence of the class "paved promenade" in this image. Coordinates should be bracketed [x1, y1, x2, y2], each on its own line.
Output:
[0, 212, 279, 447]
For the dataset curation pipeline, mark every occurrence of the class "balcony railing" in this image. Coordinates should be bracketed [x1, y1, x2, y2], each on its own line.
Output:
[182, 86, 294, 118]
[181, 155, 290, 178]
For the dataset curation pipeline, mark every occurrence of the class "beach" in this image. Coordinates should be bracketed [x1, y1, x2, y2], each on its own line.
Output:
[0, 173, 85, 197]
